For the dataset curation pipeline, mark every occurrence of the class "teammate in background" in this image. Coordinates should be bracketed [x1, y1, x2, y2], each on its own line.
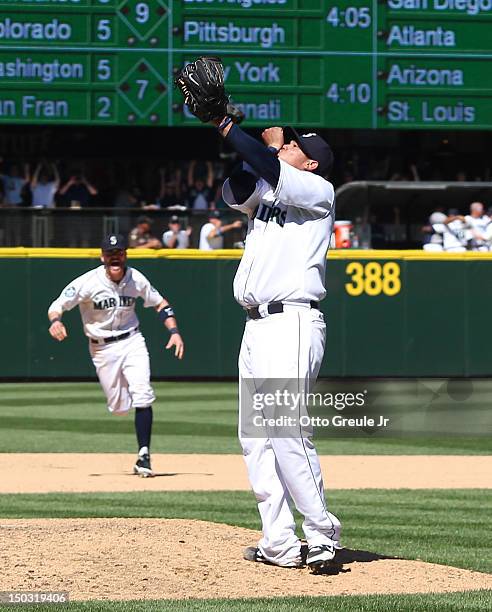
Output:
[433, 209, 469, 252]
[422, 210, 447, 251]
[47, 234, 184, 477]
[216, 118, 341, 571]
[199, 210, 242, 250]
[464, 202, 490, 251]
[128, 216, 162, 249]
[162, 215, 192, 249]
[30, 161, 60, 208]
[482, 208, 492, 250]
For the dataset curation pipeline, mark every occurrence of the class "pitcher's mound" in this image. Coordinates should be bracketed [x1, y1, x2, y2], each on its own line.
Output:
[1, 518, 490, 601]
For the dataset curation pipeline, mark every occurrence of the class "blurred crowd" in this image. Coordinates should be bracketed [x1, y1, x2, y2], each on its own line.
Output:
[0, 157, 234, 211]
[423, 202, 492, 252]
[2, 153, 492, 251]
[0, 156, 248, 249]
[3, 147, 491, 212]
[336, 145, 492, 185]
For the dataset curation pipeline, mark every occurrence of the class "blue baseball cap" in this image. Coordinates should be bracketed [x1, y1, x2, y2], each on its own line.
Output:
[286, 127, 334, 176]
[101, 234, 127, 251]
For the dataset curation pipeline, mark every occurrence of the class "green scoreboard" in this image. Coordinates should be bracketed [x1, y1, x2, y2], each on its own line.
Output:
[0, 0, 491, 128]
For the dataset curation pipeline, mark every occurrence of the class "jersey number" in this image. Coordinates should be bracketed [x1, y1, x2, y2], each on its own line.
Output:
[345, 262, 401, 296]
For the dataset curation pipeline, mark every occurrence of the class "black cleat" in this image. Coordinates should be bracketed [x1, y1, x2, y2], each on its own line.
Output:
[243, 546, 302, 568]
[133, 453, 153, 477]
[307, 544, 336, 573]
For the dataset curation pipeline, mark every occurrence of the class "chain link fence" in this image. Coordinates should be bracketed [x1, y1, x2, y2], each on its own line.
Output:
[0, 208, 246, 248]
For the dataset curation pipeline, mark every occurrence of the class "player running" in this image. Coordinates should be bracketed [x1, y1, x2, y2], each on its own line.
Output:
[47, 234, 184, 477]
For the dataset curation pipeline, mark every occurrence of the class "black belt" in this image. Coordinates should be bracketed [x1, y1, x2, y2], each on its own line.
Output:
[91, 329, 137, 345]
[247, 301, 319, 320]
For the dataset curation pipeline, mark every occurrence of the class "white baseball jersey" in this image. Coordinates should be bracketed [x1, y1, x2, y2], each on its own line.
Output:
[483, 222, 492, 247]
[224, 157, 340, 566]
[465, 214, 490, 235]
[465, 214, 490, 250]
[199, 222, 223, 250]
[162, 229, 190, 249]
[433, 220, 468, 252]
[48, 265, 164, 340]
[223, 159, 335, 307]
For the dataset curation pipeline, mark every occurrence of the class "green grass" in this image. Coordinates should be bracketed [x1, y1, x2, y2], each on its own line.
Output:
[0, 592, 490, 611]
[0, 489, 490, 573]
[0, 382, 489, 454]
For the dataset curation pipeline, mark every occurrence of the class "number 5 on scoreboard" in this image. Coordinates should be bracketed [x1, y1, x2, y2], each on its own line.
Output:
[94, 17, 116, 44]
[94, 57, 115, 82]
[345, 262, 401, 296]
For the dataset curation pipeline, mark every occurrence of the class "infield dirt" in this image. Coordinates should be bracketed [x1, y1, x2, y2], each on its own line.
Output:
[0, 454, 490, 493]
[1, 518, 491, 601]
[2, 454, 490, 600]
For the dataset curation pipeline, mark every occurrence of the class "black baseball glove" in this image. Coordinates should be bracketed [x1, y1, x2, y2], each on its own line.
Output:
[174, 56, 244, 124]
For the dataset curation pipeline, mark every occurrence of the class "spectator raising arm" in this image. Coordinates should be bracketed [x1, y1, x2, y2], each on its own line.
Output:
[51, 162, 60, 189]
[205, 160, 214, 188]
[30, 162, 42, 189]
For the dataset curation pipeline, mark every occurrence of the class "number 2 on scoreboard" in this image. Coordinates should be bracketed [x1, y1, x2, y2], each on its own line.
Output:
[94, 94, 114, 121]
[345, 262, 401, 296]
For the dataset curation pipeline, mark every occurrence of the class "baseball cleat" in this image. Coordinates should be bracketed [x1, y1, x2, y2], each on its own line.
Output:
[243, 546, 267, 563]
[133, 453, 154, 477]
[243, 546, 302, 568]
[307, 543, 336, 572]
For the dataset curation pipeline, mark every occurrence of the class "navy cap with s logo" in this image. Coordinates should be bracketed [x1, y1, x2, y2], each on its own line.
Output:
[285, 127, 334, 177]
[101, 234, 127, 251]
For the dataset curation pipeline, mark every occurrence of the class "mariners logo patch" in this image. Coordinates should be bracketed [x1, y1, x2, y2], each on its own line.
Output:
[64, 286, 76, 298]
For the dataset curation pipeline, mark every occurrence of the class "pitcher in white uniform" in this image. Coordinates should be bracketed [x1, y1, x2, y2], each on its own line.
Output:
[47, 234, 184, 477]
[213, 116, 341, 572]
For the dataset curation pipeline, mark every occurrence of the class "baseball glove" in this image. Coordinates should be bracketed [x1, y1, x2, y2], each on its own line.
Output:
[174, 57, 244, 124]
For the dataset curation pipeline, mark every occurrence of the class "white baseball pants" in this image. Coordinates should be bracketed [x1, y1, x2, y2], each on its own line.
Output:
[89, 332, 155, 415]
[239, 306, 341, 566]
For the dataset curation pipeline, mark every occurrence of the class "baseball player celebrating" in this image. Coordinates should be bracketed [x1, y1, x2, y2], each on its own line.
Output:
[222, 124, 341, 572]
[47, 234, 184, 477]
[176, 57, 341, 572]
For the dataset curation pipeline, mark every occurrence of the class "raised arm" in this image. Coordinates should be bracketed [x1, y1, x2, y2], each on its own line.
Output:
[187, 160, 196, 187]
[30, 162, 42, 188]
[59, 176, 75, 195]
[82, 176, 98, 196]
[51, 163, 60, 189]
[215, 120, 281, 188]
[206, 161, 214, 188]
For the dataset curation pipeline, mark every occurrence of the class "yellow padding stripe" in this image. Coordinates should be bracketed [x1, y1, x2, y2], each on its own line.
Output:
[0, 248, 492, 261]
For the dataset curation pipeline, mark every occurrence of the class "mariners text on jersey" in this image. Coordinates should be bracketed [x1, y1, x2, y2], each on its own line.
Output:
[223, 159, 335, 307]
[48, 266, 163, 340]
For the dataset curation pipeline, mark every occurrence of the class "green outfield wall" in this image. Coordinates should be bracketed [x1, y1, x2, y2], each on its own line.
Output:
[1, 248, 490, 379]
